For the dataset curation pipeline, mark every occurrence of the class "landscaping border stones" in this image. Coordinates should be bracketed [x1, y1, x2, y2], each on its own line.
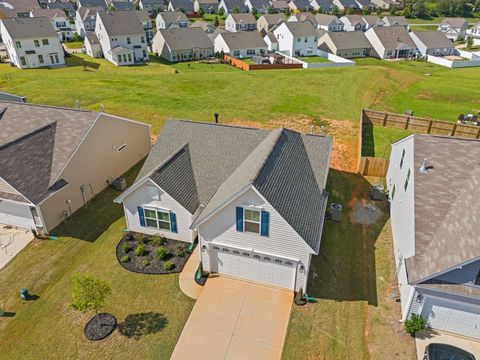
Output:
[84, 313, 117, 341]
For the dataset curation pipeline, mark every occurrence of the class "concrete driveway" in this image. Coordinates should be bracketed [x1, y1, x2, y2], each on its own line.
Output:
[416, 330, 480, 359]
[171, 276, 293, 360]
[0, 225, 33, 270]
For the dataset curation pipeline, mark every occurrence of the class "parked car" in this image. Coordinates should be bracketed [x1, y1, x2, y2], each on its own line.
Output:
[424, 343, 476, 360]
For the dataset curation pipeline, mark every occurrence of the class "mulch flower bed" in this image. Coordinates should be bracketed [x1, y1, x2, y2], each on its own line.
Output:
[116, 232, 193, 275]
[84, 313, 116, 341]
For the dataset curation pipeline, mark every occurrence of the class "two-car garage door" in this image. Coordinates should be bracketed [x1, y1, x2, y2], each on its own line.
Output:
[421, 297, 480, 339]
[210, 244, 297, 290]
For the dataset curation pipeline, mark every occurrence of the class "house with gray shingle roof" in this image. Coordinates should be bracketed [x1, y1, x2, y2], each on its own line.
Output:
[193, 0, 218, 13]
[382, 15, 408, 28]
[410, 30, 455, 57]
[387, 134, 480, 339]
[0, 101, 150, 234]
[257, 13, 285, 34]
[75, 6, 104, 38]
[273, 21, 318, 57]
[152, 27, 214, 62]
[156, 11, 189, 31]
[225, 13, 257, 32]
[318, 30, 372, 58]
[438, 17, 468, 41]
[30, 8, 76, 42]
[218, 0, 248, 14]
[0, 17, 65, 69]
[214, 31, 267, 57]
[365, 25, 416, 59]
[114, 120, 332, 292]
[167, 0, 195, 14]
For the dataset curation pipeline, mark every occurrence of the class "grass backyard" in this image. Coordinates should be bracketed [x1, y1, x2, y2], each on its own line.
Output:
[362, 125, 413, 158]
[64, 41, 84, 49]
[0, 163, 195, 359]
[299, 56, 331, 63]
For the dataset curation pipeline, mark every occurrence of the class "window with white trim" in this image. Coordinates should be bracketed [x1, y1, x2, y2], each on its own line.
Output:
[404, 168, 411, 191]
[244, 208, 260, 234]
[144, 208, 170, 230]
[400, 148, 406, 169]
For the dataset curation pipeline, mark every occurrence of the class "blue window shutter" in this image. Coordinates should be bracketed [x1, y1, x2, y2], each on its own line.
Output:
[170, 211, 178, 233]
[260, 210, 269, 237]
[138, 207, 145, 227]
[236, 207, 243, 232]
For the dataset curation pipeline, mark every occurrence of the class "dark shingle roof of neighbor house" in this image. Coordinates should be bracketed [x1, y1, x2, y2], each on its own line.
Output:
[404, 135, 480, 284]
[289, 0, 312, 9]
[441, 17, 467, 28]
[190, 20, 216, 33]
[30, 8, 68, 19]
[249, 0, 271, 10]
[222, 0, 248, 11]
[219, 31, 267, 49]
[336, 0, 358, 8]
[370, 25, 416, 49]
[282, 21, 317, 36]
[111, 1, 134, 10]
[78, 6, 104, 20]
[134, 9, 151, 22]
[411, 30, 454, 49]
[313, 0, 334, 10]
[79, 0, 108, 8]
[362, 15, 382, 26]
[85, 31, 100, 44]
[0, 101, 100, 204]
[136, 120, 332, 252]
[157, 11, 188, 24]
[230, 13, 256, 24]
[97, 10, 145, 36]
[1, 17, 57, 39]
[259, 13, 285, 26]
[314, 14, 338, 26]
[46, 2, 76, 16]
[159, 28, 214, 50]
[342, 14, 365, 25]
[6, 0, 41, 10]
[290, 12, 317, 26]
[382, 15, 407, 26]
[169, 0, 195, 11]
[324, 30, 371, 49]
[271, 0, 289, 9]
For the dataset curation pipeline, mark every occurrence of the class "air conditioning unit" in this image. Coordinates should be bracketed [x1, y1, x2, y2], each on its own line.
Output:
[330, 203, 342, 222]
[112, 177, 127, 191]
[371, 185, 385, 201]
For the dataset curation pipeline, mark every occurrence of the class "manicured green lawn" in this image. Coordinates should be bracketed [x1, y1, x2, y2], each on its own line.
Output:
[299, 56, 331, 63]
[282, 171, 416, 360]
[64, 41, 84, 49]
[362, 124, 413, 158]
[0, 163, 195, 359]
[408, 24, 438, 31]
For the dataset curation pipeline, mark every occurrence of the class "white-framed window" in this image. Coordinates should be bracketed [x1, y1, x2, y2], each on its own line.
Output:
[127, 37, 131, 44]
[38, 54, 44, 64]
[404, 168, 411, 191]
[391, 184, 396, 201]
[400, 148, 406, 169]
[42, 38, 49, 45]
[244, 208, 260, 234]
[15, 41, 21, 48]
[34, 39, 40, 47]
[20, 56, 26, 66]
[144, 208, 170, 230]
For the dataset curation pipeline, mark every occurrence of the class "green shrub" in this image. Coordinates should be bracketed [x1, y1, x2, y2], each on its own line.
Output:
[404, 314, 427, 334]
[121, 255, 130, 262]
[155, 246, 168, 260]
[122, 242, 130, 254]
[133, 233, 144, 242]
[134, 244, 146, 256]
[151, 234, 165, 246]
[142, 236, 150, 244]
[174, 246, 185, 258]
[142, 259, 150, 267]
[163, 260, 174, 270]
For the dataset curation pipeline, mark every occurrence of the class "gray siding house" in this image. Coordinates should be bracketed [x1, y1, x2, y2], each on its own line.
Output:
[318, 30, 372, 58]
[387, 134, 480, 339]
[410, 30, 455, 57]
[152, 28, 214, 62]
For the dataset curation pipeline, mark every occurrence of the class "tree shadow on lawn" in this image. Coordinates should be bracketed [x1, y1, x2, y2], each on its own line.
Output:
[51, 161, 144, 242]
[65, 54, 101, 70]
[118, 312, 168, 339]
[306, 169, 389, 306]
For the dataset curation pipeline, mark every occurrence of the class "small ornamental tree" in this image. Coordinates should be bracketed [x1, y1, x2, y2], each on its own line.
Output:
[404, 314, 427, 335]
[466, 37, 474, 50]
[71, 273, 112, 327]
[214, 15, 220, 27]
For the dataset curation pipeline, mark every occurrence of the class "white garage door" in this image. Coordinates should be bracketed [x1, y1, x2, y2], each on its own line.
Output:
[422, 298, 480, 339]
[210, 244, 297, 290]
[0, 201, 35, 230]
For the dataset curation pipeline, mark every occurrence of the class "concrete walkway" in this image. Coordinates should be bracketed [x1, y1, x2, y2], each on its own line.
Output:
[171, 276, 293, 360]
[0, 225, 33, 270]
[179, 246, 203, 300]
[416, 329, 480, 359]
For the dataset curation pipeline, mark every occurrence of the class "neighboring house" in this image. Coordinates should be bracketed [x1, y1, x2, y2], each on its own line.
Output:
[382, 15, 408, 29]
[214, 31, 268, 57]
[167, 0, 195, 14]
[30, 8, 75, 41]
[46, 2, 76, 18]
[340, 14, 366, 31]
[315, 14, 344, 31]
[135, 10, 154, 45]
[95, 10, 148, 66]
[193, 0, 218, 13]
[0, 17, 65, 68]
[245, 0, 271, 13]
[263, 31, 278, 51]
[225, 13, 256, 32]
[0, 101, 151, 234]
[75, 6, 104, 38]
[438, 17, 467, 41]
[156, 11, 189, 30]
[365, 25, 416, 59]
[77, 0, 107, 8]
[270, 0, 289, 12]
[467, 22, 480, 45]
[361, 15, 383, 30]
[257, 13, 285, 34]
[84, 31, 103, 57]
[288, 12, 317, 27]
[137, 0, 166, 16]
[218, 0, 248, 14]
[310, 0, 334, 12]
[370, 0, 396, 9]
[353, 0, 372, 9]
[273, 20, 318, 57]
[108, 1, 135, 10]
[114, 120, 332, 292]
[152, 27, 214, 62]
[0, 91, 26, 102]
[387, 134, 480, 339]
[190, 20, 217, 34]
[318, 30, 371, 58]
[333, 0, 359, 10]
[410, 30, 455, 57]
[207, 27, 227, 42]
[288, 0, 312, 12]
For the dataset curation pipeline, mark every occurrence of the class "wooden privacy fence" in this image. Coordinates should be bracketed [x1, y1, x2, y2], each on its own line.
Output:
[358, 157, 390, 177]
[363, 109, 480, 139]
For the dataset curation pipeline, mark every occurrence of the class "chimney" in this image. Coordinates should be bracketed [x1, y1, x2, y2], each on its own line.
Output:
[419, 158, 428, 173]
[214, 112, 219, 123]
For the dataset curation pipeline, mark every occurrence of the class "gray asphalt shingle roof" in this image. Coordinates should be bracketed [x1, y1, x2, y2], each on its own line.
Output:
[404, 135, 480, 284]
[370, 25, 416, 49]
[0, 101, 99, 204]
[1, 17, 57, 39]
[412, 30, 455, 49]
[323, 30, 371, 50]
[97, 10, 145, 36]
[219, 31, 267, 49]
[282, 21, 317, 37]
[159, 27, 214, 50]
[136, 120, 332, 252]
[157, 11, 188, 24]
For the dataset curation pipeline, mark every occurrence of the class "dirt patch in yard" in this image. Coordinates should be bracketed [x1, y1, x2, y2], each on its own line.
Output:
[350, 200, 383, 225]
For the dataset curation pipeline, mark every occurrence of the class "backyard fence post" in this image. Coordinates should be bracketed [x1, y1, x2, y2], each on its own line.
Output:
[405, 116, 410, 130]
[427, 120, 433, 134]
[451, 124, 457, 136]
[383, 112, 388, 127]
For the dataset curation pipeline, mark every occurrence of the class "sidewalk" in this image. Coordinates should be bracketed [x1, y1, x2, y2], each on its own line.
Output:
[179, 246, 203, 299]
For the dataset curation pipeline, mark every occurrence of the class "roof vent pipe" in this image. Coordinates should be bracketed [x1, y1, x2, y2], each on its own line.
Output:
[419, 158, 428, 173]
